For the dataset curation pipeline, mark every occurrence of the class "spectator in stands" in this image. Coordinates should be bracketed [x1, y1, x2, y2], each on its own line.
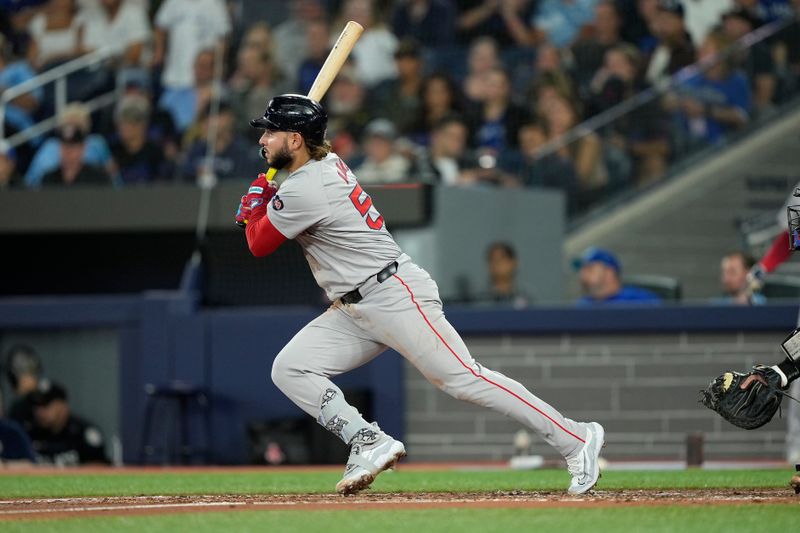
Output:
[41, 124, 113, 186]
[463, 36, 501, 103]
[28, 380, 109, 465]
[411, 113, 473, 185]
[574, 247, 661, 304]
[715, 251, 766, 305]
[0, 32, 41, 125]
[81, 0, 150, 68]
[668, 30, 750, 149]
[237, 22, 273, 65]
[681, 0, 734, 47]
[531, 0, 600, 49]
[4, 344, 43, 434]
[273, 0, 326, 89]
[0, 141, 20, 188]
[179, 102, 261, 183]
[164, 48, 228, 135]
[571, 1, 623, 97]
[590, 44, 670, 183]
[369, 38, 424, 135]
[0, 0, 46, 60]
[499, 120, 579, 208]
[0, 33, 42, 169]
[338, 0, 399, 89]
[110, 93, 172, 184]
[0, 416, 36, 464]
[618, 0, 658, 52]
[325, 64, 371, 151]
[475, 241, 531, 307]
[526, 69, 577, 119]
[230, 46, 291, 141]
[297, 19, 331, 96]
[734, 0, 794, 23]
[518, 43, 576, 99]
[643, 0, 696, 86]
[153, 0, 230, 132]
[391, 0, 457, 47]
[26, 0, 86, 71]
[542, 92, 608, 195]
[774, 0, 800, 92]
[474, 67, 528, 153]
[24, 103, 114, 187]
[456, 0, 536, 48]
[410, 72, 471, 146]
[722, 7, 777, 117]
[354, 119, 411, 184]
[0, 377, 36, 464]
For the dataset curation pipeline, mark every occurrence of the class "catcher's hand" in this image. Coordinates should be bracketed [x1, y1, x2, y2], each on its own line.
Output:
[699, 365, 785, 430]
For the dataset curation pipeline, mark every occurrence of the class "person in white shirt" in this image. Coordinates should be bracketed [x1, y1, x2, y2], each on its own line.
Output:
[152, 0, 230, 92]
[81, 0, 150, 66]
[338, 0, 398, 88]
[27, 0, 86, 70]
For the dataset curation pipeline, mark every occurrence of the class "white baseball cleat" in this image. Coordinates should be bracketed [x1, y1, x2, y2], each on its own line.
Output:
[566, 422, 605, 495]
[336, 424, 406, 496]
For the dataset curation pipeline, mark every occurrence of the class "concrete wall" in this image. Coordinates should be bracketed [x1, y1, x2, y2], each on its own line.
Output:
[397, 187, 565, 303]
[404, 331, 789, 462]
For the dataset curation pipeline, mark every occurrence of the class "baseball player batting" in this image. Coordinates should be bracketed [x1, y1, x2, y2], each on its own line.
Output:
[235, 94, 604, 495]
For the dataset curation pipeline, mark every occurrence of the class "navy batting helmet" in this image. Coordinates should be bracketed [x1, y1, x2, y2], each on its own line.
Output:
[250, 94, 328, 145]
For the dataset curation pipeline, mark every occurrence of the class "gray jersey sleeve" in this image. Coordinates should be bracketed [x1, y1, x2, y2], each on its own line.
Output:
[268, 173, 331, 239]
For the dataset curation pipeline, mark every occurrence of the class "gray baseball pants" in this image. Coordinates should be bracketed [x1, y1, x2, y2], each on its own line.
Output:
[271, 254, 588, 457]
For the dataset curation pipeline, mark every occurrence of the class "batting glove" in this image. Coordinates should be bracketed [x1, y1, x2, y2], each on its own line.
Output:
[235, 173, 277, 228]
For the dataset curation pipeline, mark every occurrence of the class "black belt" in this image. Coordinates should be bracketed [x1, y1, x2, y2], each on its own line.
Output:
[340, 262, 398, 305]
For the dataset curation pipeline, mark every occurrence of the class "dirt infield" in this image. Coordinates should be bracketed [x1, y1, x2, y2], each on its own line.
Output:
[1, 489, 797, 521]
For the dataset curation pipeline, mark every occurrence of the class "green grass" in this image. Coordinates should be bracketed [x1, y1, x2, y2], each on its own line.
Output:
[2, 506, 798, 533]
[0, 468, 792, 499]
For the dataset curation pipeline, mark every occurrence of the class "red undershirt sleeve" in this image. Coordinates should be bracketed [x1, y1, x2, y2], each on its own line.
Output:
[760, 230, 792, 273]
[245, 209, 288, 257]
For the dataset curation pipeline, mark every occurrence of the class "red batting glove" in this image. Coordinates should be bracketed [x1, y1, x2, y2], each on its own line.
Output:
[235, 173, 277, 227]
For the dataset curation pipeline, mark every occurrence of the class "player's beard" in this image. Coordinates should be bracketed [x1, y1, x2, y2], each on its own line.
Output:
[268, 139, 294, 170]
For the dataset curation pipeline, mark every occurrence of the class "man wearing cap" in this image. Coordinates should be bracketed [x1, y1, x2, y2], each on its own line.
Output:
[41, 125, 113, 186]
[644, 0, 696, 86]
[353, 119, 411, 184]
[111, 93, 172, 184]
[575, 247, 661, 305]
[368, 38, 424, 135]
[28, 381, 109, 465]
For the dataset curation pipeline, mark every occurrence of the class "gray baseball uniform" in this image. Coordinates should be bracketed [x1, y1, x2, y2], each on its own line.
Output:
[267, 152, 588, 457]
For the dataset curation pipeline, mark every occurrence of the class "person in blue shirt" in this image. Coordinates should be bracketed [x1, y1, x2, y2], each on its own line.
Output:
[23, 103, 116, 187]
[671, 29, 751, 147]
[574, 247, 662, 305]
[712, 251, 767, 305]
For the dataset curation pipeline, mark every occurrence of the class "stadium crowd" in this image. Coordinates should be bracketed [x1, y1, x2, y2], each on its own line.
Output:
[1, 0, 799, 215]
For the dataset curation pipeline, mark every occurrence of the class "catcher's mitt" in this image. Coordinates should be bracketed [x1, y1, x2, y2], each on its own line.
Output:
[699, 365, 787, 430]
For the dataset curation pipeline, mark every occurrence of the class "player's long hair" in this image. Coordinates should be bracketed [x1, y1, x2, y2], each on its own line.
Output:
[307, 139, 332, 161]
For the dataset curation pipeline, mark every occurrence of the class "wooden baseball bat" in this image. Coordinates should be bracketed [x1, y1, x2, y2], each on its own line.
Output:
[263, 20, 364, 182]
